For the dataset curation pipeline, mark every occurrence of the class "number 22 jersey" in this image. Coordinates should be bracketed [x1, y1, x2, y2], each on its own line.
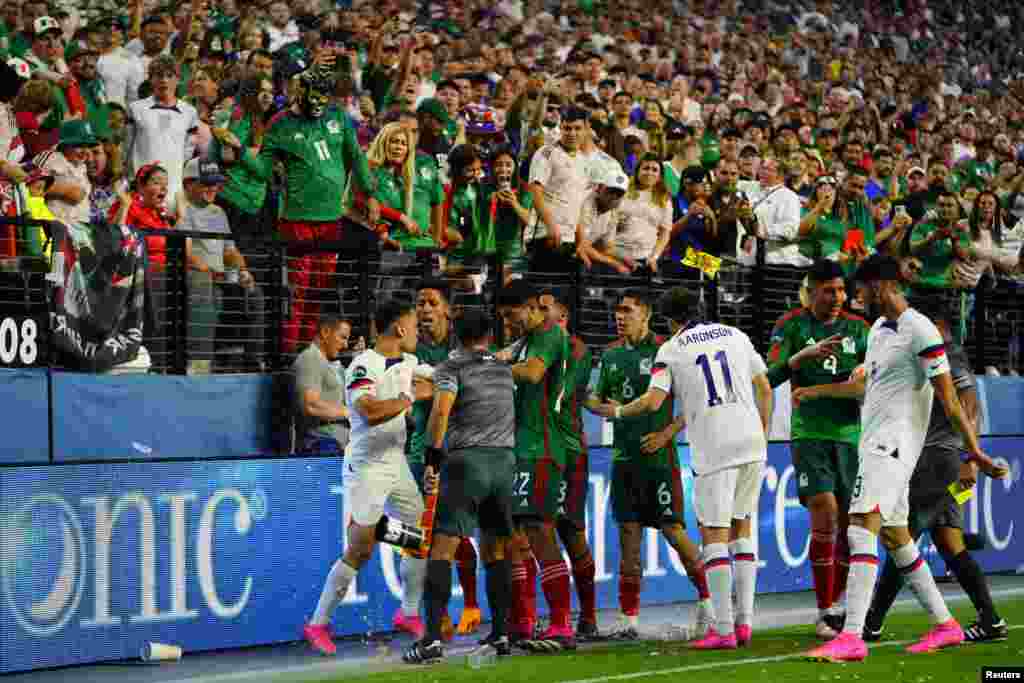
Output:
[650, 322, 768, 475]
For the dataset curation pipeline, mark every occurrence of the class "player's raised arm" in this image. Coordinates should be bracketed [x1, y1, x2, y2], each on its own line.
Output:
[615, 360, 671, 419]
[792, 364, 867, 404]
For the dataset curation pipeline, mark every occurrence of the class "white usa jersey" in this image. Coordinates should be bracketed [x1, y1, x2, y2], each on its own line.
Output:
[650, 322, 768, 475]
[860, 308, 949, 463]
[344, 350, 424, 465]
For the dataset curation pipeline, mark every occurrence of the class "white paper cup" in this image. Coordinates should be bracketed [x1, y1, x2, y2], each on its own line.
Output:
[140, 642, 183, 662]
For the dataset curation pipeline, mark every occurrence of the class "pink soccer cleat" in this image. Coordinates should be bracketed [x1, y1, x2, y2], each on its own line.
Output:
[906, 619, 964, 654]
[689, 628, 738, 650]
[303, 624, 337, 656]
[393, 609, 426, 639]
[735, 624, 752, 647]
[805, 631, 867, 662]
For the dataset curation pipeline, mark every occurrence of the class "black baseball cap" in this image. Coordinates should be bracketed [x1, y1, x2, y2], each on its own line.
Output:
[853, 253, 902, 283]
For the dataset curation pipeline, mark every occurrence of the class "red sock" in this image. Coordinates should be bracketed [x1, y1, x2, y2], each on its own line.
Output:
[455, 538, 478, 609]
[832, 528, 850, 605]
[524, 555, 538, 626]
[510, 561, 529, 635]
[619, 573, 641, 617]
[809, 529, 836, 610]
[570, 553, 597, 624]
[539, 559, 572, 629]
[689, 559, 711, 600]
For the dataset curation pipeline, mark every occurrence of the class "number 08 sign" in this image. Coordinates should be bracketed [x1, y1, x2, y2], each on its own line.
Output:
[0, 315, 44, 367]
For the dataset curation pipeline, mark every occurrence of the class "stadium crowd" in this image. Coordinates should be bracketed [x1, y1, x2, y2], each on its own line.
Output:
[0, 0, 1023, 373]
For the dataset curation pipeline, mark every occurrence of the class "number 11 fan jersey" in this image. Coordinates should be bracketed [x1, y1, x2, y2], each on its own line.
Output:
[650, 322, 768, 475]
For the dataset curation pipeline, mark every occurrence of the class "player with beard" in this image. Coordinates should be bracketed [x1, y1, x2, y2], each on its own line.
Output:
[586, 289, 714, 640]
[805, 254, 1002, 662]
[259, 60, 377, 352]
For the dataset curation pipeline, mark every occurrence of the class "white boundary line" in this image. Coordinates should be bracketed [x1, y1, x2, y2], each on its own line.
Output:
[562, 626, 1024, 683]
[175, 588, 1024, 683]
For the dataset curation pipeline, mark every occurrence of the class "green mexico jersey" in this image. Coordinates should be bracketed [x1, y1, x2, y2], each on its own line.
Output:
[513, 321, 570, 466]
[407, 153, 444, 249]
[405, 334, 453, 464]
[592, 334, 676, 466]
[767, 307, 870, 445]
[910, 221, 971, 288]
[262, 107, 373, 222]
[556, 335, 591, 455]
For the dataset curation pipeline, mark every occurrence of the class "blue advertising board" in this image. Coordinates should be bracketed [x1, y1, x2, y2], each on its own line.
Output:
[0, 368, 49, 464]
[3, 441, 1022, 674]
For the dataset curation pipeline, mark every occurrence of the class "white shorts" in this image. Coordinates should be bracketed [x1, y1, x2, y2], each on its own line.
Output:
[342, 455, 425, 527]
[849, 434, 916, 527]
[694, 461, 764, 528]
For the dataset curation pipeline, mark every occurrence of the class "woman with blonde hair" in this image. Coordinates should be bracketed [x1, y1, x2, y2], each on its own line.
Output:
[365, 122, 422, 247]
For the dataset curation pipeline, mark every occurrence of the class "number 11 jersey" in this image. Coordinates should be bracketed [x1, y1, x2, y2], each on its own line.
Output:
[650, 322, 768, 475]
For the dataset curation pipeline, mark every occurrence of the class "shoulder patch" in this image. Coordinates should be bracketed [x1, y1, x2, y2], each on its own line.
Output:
[775, 306, 808, 327]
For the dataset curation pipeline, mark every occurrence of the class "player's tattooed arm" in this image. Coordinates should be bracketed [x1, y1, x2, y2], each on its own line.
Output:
[426, 390, 456, 450]
[792, 363, 866, 404]
[640, 413, 686, 454]
[301, 388, 348, 422]
[511, 357, 547, 384]
[615, 387, 669, 419]
[931, 373, 1009, 479]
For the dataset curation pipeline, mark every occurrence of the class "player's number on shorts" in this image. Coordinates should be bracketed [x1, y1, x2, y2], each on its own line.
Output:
[657, 482, 672, 506]
[696, 350, 736, 407]
[823, 354, 838, 375]
[314, 140, 331, 161]
[622, 376, 634, 400]
[0, 317, 38, 365]
[515, 472, 531, 497]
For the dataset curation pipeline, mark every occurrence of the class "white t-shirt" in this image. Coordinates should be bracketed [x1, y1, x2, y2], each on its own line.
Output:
[126, 97, 199, 213]
[615, 191, 671, 261]
[527, 143, 590, 245]
[97, 50, 146, 106]
[34, 149, 91, 224]
[344, 349, 428, 465]
[650, 322, 768, 475]
[860, 309, 950, 463]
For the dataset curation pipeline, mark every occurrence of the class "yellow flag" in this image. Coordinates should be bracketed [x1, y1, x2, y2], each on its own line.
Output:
[682, 247, 722, 278]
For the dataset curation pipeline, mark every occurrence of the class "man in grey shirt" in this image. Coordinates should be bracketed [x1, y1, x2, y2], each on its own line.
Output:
[404, 310, 517, 664]
[291, 315, 353, 454]
[181, 159, 265, 372]
[865, 304, 1008, 643]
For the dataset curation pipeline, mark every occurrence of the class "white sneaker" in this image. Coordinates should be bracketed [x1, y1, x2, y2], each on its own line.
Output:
[815, 616, 839, 640]
[695, 599, 715, 639]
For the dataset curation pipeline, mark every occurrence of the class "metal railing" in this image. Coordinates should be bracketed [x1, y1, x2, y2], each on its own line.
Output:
[1, 216, 1021, 376]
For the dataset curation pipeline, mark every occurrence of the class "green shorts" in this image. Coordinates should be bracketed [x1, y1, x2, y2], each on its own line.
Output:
[434, 447, 516, 538]
[611, 458, 686, 529]
[558, 448, 589, 530]
[512, 455, 566, 523]
[791, 439, 859, 506]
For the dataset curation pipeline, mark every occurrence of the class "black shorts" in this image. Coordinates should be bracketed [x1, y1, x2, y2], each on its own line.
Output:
[909, 446, 963, 534]
[434, 447, 516, 539]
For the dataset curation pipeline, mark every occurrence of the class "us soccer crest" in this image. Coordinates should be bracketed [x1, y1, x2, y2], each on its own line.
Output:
[842, 336, 856, 354]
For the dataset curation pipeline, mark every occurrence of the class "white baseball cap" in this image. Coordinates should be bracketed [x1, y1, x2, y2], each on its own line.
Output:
[598, 160, 629, 192]
[33, 16, 62, 37]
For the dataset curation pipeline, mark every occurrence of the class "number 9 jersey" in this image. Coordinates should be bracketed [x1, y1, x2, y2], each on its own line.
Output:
[650, 322, 768, 476]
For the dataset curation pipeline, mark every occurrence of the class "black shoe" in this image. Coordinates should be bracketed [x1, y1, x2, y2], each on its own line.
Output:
[477, 633, 513, 656]
[863, 625, 884, 642]
[577, 619, 605, 642]
[964, 619, 1009, 643]
[403, 639, 443, 664]
[822, 611, 846, 634]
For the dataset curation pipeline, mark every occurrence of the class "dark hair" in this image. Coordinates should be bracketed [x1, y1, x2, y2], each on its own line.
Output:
[317, 315, 350, 333]
[448, 144, 481, 188]
[659, 286, 700, 323]
[807, 259, 845, 285]
[489, 143, 517, 165]
[436, 79, 459, 93]
[497, 279, 538, 307]
[619, 287, 655, 310]
[563, 106, 589, 123]
[853, 253, 901, 283]
[455, 309, 492, 346]
[375, 296, 416, 333]
[416, 278, 451, 302]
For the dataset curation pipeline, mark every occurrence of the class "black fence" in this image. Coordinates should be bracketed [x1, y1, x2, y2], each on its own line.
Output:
[1, 217, 1021, 376]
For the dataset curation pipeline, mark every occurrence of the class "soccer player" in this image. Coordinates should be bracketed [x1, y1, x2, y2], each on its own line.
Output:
[766, 260, 870, 638]
[796, 303, 1010, 644]
[403, 310, 518, 664]
[611, 287, 772, 650]
[496, 280, 576, 651]
[538, 291, 600, 640]
[585, 289, 714, 640]
[303, 297, 434, 656]
[398, 279, 481, 639]
[805, 254, 999, 662]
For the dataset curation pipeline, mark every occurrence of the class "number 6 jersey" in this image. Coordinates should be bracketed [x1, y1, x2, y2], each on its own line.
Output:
[650, 322, 768, 475]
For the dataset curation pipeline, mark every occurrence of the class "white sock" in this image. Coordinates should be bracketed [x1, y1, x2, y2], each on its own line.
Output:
[828, 590, 847, 615]
[704, 543, 734, 636]
[890, 542, 953, 625]
[729, 537, 757, 627]
[842, 526, 878, 636]
[401, 555, 427, 617]
[311, 559, 357, 626]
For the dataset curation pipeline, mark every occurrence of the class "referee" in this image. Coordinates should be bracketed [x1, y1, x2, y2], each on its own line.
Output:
[403, 310, 517, 664]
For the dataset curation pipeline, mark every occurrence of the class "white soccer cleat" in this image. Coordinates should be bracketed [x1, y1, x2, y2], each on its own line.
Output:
[815, 616, 839, 640]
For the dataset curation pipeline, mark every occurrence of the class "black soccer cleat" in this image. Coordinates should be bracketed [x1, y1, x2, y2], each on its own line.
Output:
[862, 625, 884, 642]
[403, 639, 443, 664]
[478, 633, 513, 656]
[822, 611, 846, 634]
[576, 619, 605, 642]
[964, 619, 1009, 643]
